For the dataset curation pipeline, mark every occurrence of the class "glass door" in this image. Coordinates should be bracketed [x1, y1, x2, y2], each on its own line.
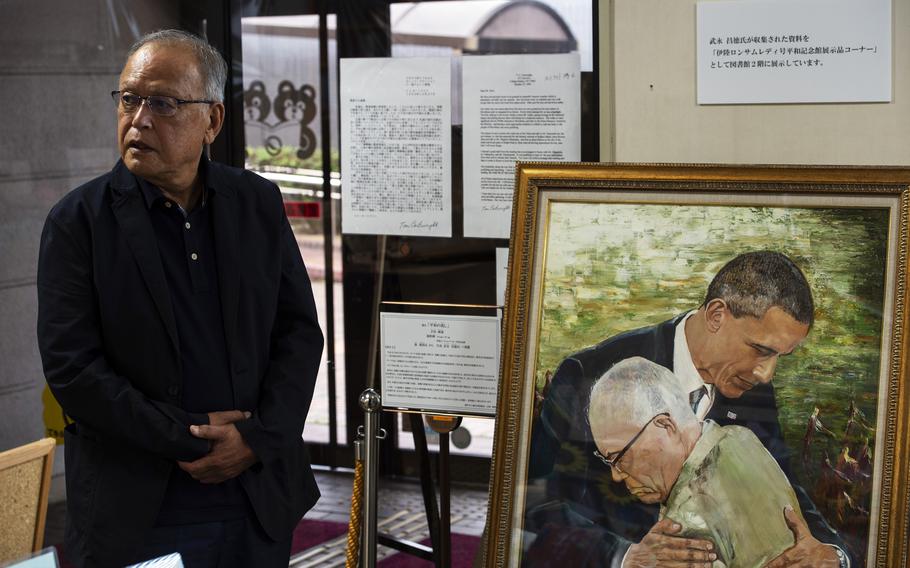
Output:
[238, 4, 348, 466]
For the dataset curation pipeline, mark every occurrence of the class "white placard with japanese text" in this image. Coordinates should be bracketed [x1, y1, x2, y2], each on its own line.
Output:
[340, 57, 452, 237]
[697, 0, 891, 104]
[380, 312, 501, 416]
[462, 54, 581, 239]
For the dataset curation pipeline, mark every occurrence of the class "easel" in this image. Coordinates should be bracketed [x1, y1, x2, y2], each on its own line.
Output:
[351, 301, 499, 568]
[356, 390, 464, 568]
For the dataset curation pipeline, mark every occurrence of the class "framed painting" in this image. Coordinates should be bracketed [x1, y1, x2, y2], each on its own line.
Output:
[485, 163, 910, 567]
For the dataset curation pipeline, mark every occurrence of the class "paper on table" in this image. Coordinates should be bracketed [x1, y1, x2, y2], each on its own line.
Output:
[126, 553, 183, 568]
[5, 549, 59, 568]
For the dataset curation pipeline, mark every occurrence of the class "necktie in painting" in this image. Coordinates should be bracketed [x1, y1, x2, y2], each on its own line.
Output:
[689, 386, 708, 415]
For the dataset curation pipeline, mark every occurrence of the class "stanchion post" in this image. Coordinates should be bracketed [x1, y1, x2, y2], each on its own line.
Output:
[439, 430, 451, 568]
[359, 388, 382, 568]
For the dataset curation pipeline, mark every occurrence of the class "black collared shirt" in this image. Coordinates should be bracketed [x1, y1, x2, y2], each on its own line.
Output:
[137, 163, 247, 524]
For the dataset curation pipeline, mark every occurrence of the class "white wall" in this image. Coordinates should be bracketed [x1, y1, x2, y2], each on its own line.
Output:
[600, 0, 909, 165]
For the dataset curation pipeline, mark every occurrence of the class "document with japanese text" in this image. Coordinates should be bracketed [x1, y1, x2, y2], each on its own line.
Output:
[697, 0, 891, 103]
[381, 312, 500, 416]
[341, 57, 452, 237]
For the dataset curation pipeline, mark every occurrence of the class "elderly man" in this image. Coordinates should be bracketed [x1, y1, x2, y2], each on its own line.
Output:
[37, 30, 323, 567]
[589, 357, 805, 568]
[525, 251, 851, 567]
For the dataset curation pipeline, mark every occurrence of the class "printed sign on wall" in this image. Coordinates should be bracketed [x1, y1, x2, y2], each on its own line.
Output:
[697, 0, 891, 104]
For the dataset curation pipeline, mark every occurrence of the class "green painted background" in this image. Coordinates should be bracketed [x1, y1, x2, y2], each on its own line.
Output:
[535, 201, 890, 560]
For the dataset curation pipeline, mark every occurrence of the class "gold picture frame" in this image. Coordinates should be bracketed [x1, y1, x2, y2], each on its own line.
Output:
[485, 163, 910, 567]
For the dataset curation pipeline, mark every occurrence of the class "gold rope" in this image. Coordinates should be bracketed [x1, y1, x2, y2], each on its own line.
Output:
[344, 456, 365, 568]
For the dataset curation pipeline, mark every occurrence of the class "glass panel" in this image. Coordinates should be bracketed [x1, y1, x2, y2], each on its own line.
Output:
[536, 0, 595, 71]
[397, 415, 495, 458]
[0, 0, 183, 467]
[391, 0, 592, 69]
[386, 0, 593, 457]
[391, 0, 593, 124]
[241, 14, 346, 446]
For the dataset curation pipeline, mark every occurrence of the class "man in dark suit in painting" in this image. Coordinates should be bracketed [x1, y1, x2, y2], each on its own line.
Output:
[525, 251, 852, 568]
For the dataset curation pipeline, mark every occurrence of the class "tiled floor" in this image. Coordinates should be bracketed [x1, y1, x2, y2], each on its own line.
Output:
[43, 468, 490, 566]
[291, 470, 489, 567]
[307, 469, 489, 536]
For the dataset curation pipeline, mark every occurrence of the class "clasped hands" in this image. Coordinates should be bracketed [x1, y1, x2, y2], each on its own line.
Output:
[177, 410, 257, 484]
[625, 506, 839, 568]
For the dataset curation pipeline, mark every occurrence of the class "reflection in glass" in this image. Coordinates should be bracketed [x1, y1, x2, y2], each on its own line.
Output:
[241, 15, 345, 446]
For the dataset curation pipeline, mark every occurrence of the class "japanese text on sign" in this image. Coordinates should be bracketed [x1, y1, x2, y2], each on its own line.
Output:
[707, 34, 879, 71]
[697, 0, 891, 104]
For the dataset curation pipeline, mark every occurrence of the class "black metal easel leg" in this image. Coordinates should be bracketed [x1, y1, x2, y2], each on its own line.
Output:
[410, 413, 443, 566]
[374, 415, 454, 567]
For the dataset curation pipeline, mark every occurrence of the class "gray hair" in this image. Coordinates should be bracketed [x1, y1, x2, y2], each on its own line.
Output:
[126, 29, 227, 102]
[588, 357, 697, 440]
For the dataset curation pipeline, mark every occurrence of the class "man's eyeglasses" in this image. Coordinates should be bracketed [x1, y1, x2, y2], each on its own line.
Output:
[593, 412, 670, 471]
[111, 91, 214, 117]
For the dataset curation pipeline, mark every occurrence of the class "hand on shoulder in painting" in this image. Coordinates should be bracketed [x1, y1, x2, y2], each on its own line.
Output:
[762, 506, 842, 568]
[177, 410, 258, 484]
[625, 506, 841, 568]
[590, 357, 818, 568]
[625, 518, 716, 568]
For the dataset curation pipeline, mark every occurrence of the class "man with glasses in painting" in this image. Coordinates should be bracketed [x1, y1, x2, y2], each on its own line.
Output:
[525, 251, 852, 567]
[37, 30, 323, 567]
[588, 357, 806, 568]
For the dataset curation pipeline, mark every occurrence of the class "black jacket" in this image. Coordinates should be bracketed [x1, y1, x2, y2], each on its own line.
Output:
[37, 159, 324, 567]
[525, 315, 851, 566]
